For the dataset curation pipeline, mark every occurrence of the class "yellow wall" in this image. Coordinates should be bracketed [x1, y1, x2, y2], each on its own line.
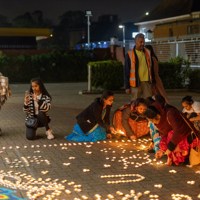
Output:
[154, 20, 200, 38]
[0, 28, 52, 37]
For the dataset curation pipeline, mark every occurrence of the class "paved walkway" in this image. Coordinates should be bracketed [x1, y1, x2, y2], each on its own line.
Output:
[0, 82, 200, 200]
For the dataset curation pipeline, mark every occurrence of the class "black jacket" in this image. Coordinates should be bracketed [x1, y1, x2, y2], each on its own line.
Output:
[76, 97, 111, 133]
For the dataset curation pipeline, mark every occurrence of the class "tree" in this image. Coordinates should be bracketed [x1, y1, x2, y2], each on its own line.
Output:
[59, 10, 86, 28]
[0, 14, 11, 27]
[12, 11, 53, 27]
[32, 10, 53, 27]
[12, 12, 35, 27]
[51, 10, 86, 49]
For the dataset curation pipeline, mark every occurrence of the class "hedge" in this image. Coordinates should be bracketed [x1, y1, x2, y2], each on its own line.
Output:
[0, 50, 91, 83]
[0, 51, 199, 91]
[88, 60, 124, 90]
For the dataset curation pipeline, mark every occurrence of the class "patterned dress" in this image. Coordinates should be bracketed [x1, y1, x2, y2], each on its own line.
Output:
[149, 122, 161, 152]
[0, 73, 11, 109]
[112, 104, 149, 138]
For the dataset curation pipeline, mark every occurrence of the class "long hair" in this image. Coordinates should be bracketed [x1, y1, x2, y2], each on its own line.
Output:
[101, 90, 114, 99]
[99, 90, 114, 105]
[154, 94, 166, 108]
[29, 77, 52, 99]
[145, 44, 158, 61]
[131, 97, 147, 108]
[181, 95, 194, 105]
[145, 44, 157, 84]
[146, 96, 155, 106]
[145, 106, 160, 119]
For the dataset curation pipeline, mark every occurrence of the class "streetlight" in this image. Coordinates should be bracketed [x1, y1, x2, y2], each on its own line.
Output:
[119, 25, 125, 47]
[85, 10, 92, 49]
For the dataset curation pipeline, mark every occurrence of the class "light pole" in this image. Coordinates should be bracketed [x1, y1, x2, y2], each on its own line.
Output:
[85, 10, 92, 49]
[119, 25, 125, 47]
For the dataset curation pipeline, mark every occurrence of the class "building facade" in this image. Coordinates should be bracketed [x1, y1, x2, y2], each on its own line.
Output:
[134, 0, 200, 66]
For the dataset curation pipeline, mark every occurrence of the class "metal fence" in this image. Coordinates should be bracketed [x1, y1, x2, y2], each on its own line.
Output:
[150, 39, 200, 67]
[124, 36, 200, 67]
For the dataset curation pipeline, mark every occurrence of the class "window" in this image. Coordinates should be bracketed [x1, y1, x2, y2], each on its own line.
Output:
[169, 28, 173, 37]
[187, 25, 199, 34]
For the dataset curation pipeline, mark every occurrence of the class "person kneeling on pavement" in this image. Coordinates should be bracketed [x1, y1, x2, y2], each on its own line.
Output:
[23, 78, 54, 140]
[112, 98, 150, 140]
[145, 95, 200, 166]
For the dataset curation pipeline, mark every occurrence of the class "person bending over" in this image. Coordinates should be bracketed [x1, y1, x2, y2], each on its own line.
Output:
[112, 98, 149, 140]
[65, 90, 116, 142]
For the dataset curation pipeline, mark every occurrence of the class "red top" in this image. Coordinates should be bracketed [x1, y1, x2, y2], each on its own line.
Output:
[153, 103, 198, 151]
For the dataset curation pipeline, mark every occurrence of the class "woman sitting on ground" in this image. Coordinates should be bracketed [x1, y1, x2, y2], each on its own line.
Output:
[145, 95, 200, 166]
[112, 98, 149, 140]
[65, 90, 116, 142]
[181, 95, 200, 131]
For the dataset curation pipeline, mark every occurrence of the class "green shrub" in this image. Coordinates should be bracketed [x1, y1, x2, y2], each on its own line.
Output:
[0, 50, 90, 83]
[88, 60, 123, 90]
[159, 56, 192, 89]
[188, 69, 200, 91]
[159, 62, 183, 89]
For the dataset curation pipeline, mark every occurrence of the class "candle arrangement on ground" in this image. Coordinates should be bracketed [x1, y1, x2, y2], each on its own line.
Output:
[0, 138, 199, 199]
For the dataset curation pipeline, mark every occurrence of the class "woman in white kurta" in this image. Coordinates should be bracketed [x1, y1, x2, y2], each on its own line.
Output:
[181, 95, 200, 131]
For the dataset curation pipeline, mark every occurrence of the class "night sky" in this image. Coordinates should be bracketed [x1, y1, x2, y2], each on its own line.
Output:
[0, 0, 162, 24]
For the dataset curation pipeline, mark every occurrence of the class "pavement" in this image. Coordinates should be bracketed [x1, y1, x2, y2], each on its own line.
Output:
[0, 82, 200, 200]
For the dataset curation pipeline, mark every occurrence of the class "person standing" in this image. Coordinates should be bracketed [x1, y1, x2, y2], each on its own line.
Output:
[124, 33, 152, 100]
[145, 45, 169, 103]
[23, 78, 54, 140]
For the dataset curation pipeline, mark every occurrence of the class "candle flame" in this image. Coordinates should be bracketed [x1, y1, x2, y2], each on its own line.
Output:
[117, 130, 125, 135]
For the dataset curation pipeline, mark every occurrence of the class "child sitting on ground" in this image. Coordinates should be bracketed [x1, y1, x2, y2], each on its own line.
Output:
[112, 98, 149, 140]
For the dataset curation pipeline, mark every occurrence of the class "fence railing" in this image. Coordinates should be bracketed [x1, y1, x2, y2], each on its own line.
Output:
[123, 35, 200, 67]
[149, 40, 200, 67]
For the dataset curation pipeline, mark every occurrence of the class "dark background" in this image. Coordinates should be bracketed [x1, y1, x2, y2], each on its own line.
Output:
[0, 0, 162, 23]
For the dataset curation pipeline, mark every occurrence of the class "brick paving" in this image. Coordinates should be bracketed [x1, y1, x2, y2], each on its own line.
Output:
[0, 82, 200, 200]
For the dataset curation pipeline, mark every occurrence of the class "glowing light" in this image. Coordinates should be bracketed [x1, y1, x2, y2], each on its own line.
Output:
[101, 173, 145, 184]
[83, 169, 90, 172]
[63, 163, 71, 166]
[116, 130, 126, 135]
[171, 194, 192, 200]
[169, 170, 177, 173]
[187, 180, 195, 185]
[154, 184, 162, 188]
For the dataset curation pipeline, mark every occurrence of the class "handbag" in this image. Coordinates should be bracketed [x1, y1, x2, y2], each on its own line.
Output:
[189, 144, 200, 166]
[25, 116, 38, 128]
[25, 96, 38, 129]
[180, 113, 200, 166]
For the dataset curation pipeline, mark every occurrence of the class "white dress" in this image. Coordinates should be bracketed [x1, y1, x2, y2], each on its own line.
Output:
[182, 101, 200, 114]
[182, 101, 200, 131]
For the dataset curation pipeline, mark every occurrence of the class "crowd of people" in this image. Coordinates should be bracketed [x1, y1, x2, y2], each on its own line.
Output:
[1, 33, 199, 167]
